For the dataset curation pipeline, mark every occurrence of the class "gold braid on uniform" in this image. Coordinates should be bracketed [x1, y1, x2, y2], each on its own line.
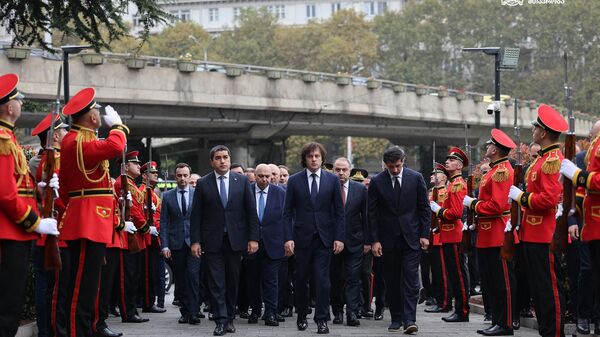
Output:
[75, 127, 109, 183]
[542, 149, 561, 175]
[0, 136, 31, 189]
[491, 158, 509, 183]
[585, 135, 600, 167]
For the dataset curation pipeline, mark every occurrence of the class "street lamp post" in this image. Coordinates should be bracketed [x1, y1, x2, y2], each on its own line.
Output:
[462, 47, 520, 128]
[60, 45, 92, 125]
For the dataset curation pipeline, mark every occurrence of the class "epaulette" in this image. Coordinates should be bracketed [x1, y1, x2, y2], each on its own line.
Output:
[492, 164, 509, 182]
[586, 135, 600, 166]
[0, 130, 14, 155]
[542, 150, 561, 175]
[451, 182, 463, 193]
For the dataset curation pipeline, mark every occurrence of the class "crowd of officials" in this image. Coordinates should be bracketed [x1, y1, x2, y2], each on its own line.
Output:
[1, 72, 600, 337]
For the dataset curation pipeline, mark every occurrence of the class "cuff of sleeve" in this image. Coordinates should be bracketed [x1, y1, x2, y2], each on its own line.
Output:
[19, 206, 41, 232]
[470, 199, 479, 212]
[518, 192, 531, 208]
[573, 169, 586, 187]
[110, 124, 130, 137]
[139, 223, 150, 234]
[115, 220, 125, 231]
[437, 208, 446, 221]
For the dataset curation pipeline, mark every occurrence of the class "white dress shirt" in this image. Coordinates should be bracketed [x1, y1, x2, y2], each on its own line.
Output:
[390, 168, 403, 189]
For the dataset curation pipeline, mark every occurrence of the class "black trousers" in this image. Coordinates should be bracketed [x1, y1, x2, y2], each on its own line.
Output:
[0, 240, 32, 337]
[48, 247, 71, 337]
[478, 247, 516, 328]
[237, 257, 249, 313]
[94, 248, 119, 332]
[478, 248, 493, 317]
[360, 251, 373, 311]
[118, 250, 140, 321]
[583, 240, 600, 321]
[430, 245, 451, 309]
[246, 245, 283, 316]
[330, 248, 363, 316]
[514, 243, 532, 314]
[419, 251, 432, 298]
[65, 239, 105, 337]
[295, 233, 332, 322]
[372, 255, 386, 310]
[521, 243, 565, 337]
[442, 243, 470, 317]
[277, 256, 294, 312]
[170, 245, 200, 317]
[205, 235, 242, 325]
[142, 244, 160, 309]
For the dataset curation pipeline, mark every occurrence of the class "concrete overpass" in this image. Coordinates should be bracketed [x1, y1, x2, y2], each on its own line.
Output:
[1, 50, 595, 171]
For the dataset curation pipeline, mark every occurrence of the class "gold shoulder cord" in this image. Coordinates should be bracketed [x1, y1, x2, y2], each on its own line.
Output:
[76, 129, 109, 183]
[585, 135, 600, 168]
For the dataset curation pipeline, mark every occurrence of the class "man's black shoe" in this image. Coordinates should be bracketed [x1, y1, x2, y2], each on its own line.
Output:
[361, 309, 374, 318]
[418, 288, 426, 304]
[226, 322, 236, 333]
[481, 325, 513, 336]
[172, 299, 182, 307]
[576, 318, 590, 335]
[512, 319, 520, 330]
[347, 313, 360, 326]
[425, 297, 436, 306]
[316, 321, 329, 334]
[110, 307, 120, 317]
[483, 313, 492, 322]
[442, 312, 468, 322]
[178, 315, 189, 324]
[248, 313, 259, 324]
[388, 321, 402, 332]
[142, 305, 166, 313]
[478, 325, 498, 334]
[280, 307, 292, 317]
[265, 314, 279, 326]
[213, 323, 226, 336]
[374, 307, 384, 320]
[95, 326, 123, 337]
[595, 320, 600, 335]
[188, 316, 201, 325]
[122, 314, 149, 323]
[197, 312, 206, 319]
[275, 313, 285, 322]
[333, 312, 343, 324]
[404, 323, 418, 334]
[424, 304, 442, 313]
[238, 310, 250, 319]
[297, 316, 308, 331]
[208, 313, 215, 321]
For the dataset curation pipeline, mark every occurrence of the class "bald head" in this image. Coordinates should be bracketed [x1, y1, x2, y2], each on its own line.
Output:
[590, 120, 600, 139]
[255, 164, 271, 190]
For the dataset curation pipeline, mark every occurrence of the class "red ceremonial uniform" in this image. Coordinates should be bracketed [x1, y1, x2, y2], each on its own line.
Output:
[518, 144, 564, 244]
[139, 183, 161, 246]
[430, 185, 447, 246]
[0, 120, 40, 241]
[472, 157, 517, 248]
[573, 135, 600, 241]
[438, 173, 466, 244]
[113, 175, 148, 250]
[59, 124, 129, 244]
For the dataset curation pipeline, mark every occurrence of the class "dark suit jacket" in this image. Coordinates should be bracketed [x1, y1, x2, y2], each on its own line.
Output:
[160, 186, 195, 250]
[343, 180, 369, 253]
[190, 171, 260, 253]
[252, 183, 286, 260]
[368, 168, 429, 251]
[283, 169, 345, 249]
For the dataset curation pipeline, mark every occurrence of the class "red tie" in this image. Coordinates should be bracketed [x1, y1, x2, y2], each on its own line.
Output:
[341, 182, 346, 206]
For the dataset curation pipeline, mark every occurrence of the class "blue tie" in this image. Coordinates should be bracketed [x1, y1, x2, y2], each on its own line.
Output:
[219, 175, 228, 208]
[258, 190, 265, 223]
[310, 173, 318, 203]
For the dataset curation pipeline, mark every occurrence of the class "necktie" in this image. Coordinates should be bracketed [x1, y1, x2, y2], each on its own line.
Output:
[394, 176, 401, 202]
[258, 190, 265, 222]
[180, 190, 187, 215]
[219, 175, 228, 208]
[310, 173, 318, 203]
[341, 181, 346, 206]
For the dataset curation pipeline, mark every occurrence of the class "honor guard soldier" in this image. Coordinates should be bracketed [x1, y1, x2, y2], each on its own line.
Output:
[139, 161, 166, 313]
[429, 147, 470, 322]
[113, 151, 150, 324]
[29, 112, 69, 337]
[0, 74, 59, 337]
[58, 88, 128, 337]
[560, 121, 600, 335]
[424, 163, 452, 314]
[464, 129, 517, 336]
[508, 104, 567, 337]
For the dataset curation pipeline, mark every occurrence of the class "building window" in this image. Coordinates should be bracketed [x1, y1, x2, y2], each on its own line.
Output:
[306, 4, 316, 18]
[132, 14, 141, 27]
[233, 7, 241, 19]
[331, 3, 342, 13]
[377, 1, 388, 13]
[209, 8, 219, 22]
[364, 2, 375, 15]
[169, 10, 178, 23]
[180, 10, 190, 22]
[267, 5, 285, 19]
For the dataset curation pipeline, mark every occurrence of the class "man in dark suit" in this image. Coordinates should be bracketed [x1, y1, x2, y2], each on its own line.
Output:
[190, 145, 260, 336]
[160, 163, 201, 325]
[246, 164, 287, 326]
[330, 158, 369, 327]
[283, 142, 345, 334]
[369, 146, 430, 334]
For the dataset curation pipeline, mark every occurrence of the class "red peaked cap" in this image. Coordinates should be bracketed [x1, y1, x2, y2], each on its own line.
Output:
[31, 112, 68, 136]
[532, 104, 568, 133]
[486, 128, 517, 150]
[62, 87, 102, 117]
[0, 73, 24, 105]
[432, 162, 449, 177]
[141, 161, 159, 173]
[446, 147, 468, 167]
[116, 151, 141, 165]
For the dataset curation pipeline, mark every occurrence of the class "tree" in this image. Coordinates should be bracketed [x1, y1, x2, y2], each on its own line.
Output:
[1, 0, 168, 50]
[142, 22, 212, 59]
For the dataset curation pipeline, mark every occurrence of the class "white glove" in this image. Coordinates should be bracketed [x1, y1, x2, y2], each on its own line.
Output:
[509, 185, 523, 202]
[127, 191, 132, 202]
[149, 226, 159, 236]
[124, 221, 137, 234]
[560, 159, 579, 181]
[555, 203, 563, 219]
[429, 201, 441, 213]
[49, 173, 59, 189]
[103, 105, 123, 127]
[504, 220, 512, 233]
[151, 203, 157, 212]
[463, 195, 474, 208]
[462, 223, 468, 231]
[35, 218, 60, 235]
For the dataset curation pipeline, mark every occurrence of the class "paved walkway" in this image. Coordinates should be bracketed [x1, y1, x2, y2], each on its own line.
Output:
[108, 294, 540, 337]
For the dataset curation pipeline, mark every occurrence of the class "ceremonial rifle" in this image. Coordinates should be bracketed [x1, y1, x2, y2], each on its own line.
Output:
[460, 124, 473, 254]
[551, 52, 575, 253]
[121, 146, 140, 253]
[145, 138, 157, 245]
[43, 67, 63, 271]
[430, 141, 440, 249]
[501, 98, 522, 261]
